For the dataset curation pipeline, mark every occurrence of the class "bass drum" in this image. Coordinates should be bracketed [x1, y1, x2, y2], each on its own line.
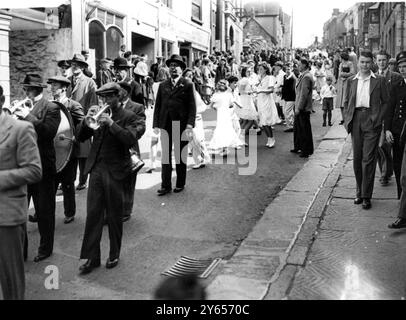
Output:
[53, 101, 75, 173]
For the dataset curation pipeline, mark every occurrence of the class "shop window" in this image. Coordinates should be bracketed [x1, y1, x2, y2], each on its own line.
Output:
[162, 39, 174, 59]
[192, 0, 202, 23]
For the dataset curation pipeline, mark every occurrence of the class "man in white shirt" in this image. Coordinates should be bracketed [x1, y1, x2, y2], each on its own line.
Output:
[343, 49, 390, 210]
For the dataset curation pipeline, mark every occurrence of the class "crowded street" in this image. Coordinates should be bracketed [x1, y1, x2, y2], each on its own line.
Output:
[1, 0, 406, 303]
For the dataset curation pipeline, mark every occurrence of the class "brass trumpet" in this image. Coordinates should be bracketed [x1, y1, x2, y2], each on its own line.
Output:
[85, 104, 112, 130]
[3, 97, 33, 115]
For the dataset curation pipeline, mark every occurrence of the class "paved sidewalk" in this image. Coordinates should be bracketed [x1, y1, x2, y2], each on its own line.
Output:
[282, 140, 406, 300]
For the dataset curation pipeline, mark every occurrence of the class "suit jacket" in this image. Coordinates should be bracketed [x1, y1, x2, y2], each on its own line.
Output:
[97, 69, 114, 88]
[70, 73, 98, 113]
[124, 76, 144, 106]
[343, 73, 390, 134]
[295, 71, 314, 113]
[0, 113, 42, 226]
[153, 77, 196, 130]
[386, 79, 406, 136]
[77, 107, 139, 181]
[122, 99, 146, 155]
[24, 97, 61, 176]
[62, 98, 85, 158]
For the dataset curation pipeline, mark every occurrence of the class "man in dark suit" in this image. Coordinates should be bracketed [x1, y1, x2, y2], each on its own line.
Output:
[0, 85, 42, 299]
[48, 76, 85, 224]
[343, 49, 390, 210]
[97, 58, 115, 88]
[292, 58, 314, 158]
[153, 54, 196, 196]
[68, 53, 98, 191]
[118, 81, 146, 222]
[388, 51, 406, 229]
[14, 74, 61, 262]
[375, 50, 404, 187]
[77, 83, 140, 274]
[114, 57, 144, 105]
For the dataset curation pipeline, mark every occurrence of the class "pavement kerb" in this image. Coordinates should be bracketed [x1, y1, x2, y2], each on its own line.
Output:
[207, 112, 350, 300]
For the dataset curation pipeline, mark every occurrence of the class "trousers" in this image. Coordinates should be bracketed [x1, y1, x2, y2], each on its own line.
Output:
[293, 111, 314, 155]
[80, 164, 124, 261]
[55, 158, 78, 218]
[0, 224, 25, 300]
[351, 109, 381, 199]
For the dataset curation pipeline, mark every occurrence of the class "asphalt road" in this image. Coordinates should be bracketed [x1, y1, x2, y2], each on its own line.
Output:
[25, 101, 332, 299]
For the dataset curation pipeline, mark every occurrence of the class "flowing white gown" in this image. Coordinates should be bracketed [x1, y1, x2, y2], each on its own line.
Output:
[255, 75, 280, 127]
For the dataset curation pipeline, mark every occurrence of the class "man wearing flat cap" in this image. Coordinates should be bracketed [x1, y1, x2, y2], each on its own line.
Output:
[388, 51, 406, 229]
[76, 82, 141, 274]
[153, 54, 196, 196]
[114, 57, 144, 105]
[118, 81, 146, 222]
[69, 53, 98, 191]
[13, 73, 61, 263]
[48, 76, 85, 224]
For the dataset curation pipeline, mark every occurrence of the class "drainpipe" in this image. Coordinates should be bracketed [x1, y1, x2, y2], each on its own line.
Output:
[401, 2, 405, 51]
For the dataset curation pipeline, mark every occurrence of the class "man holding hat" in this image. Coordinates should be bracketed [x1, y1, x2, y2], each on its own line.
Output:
[48, 75, 85, 224]
[153, 54, 196, 196]
[388, 51, 406, 229]
[76, 82, 140, 274]
[118, 81, 146, 222]
[114, 56, 144, 105]
[14, 73, 61, 262]
[69, 53, 98, 191]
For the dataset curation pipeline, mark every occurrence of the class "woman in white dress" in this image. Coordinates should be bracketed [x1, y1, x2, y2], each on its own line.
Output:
[254, 62, 280, 148]
[236, 67, 258, 133]
[183, 68, 210, 169]
[208, 80, 244, 156]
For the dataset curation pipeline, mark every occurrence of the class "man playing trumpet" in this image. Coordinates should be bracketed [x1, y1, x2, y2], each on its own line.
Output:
[76, 82, 142, 275]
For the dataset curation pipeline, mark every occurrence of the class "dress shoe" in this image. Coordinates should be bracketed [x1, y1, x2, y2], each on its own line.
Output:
[354, 198, 363, 205]
[388, 218, 406, 229]
[174, 187, 184, 193]
[106, 258, 119, 269]
[362, 198, 372, 210]
[34, 253, 51, 263]
[157, 188, 172, 196]
[122, 215, 131, 222]
[322, 123, 326, 127]
[284, 128, 294, 133]
[64, 216, 75, 224]
[28, 214, 38, 223]
[79, 259, 101, 275]
[299, 153, 309, 158]
[290, 149, 300, 154]
[76, 183, 87, 191]
[328, 122, 333, 126]
[380, 179, 389, 186]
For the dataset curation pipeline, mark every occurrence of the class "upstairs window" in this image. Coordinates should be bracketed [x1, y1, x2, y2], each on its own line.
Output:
[192, 0, 202, 24]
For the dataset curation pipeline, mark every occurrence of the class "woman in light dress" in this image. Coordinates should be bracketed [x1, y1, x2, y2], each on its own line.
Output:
[208, 80, 244, 156]
[335, 52, 355, 125]
[254, 62, 280, 148]
[236, 67, 258, 134]
[183, 68, 210, 169]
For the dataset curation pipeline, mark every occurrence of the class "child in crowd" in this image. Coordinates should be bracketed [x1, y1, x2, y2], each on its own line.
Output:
[320, 76, 336, 127]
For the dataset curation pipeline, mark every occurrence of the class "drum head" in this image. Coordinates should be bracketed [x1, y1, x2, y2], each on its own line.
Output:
[53, 102, 75, 173]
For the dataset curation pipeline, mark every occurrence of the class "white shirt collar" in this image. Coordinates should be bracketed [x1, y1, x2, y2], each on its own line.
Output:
[122, 98, 129, 108]
[34, 94, 43, 102]
[354, 71, 376, 80]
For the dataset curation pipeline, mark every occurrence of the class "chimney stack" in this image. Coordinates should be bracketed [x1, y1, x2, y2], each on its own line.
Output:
[333, 8, 340, 16]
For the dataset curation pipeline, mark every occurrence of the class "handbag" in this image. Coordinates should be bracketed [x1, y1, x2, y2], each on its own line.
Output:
[130, 149, 145, 173]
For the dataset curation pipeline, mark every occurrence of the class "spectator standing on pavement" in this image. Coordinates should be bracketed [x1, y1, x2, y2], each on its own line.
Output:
[320, 76, 336, 127]
[388, 51, 406, 229]
[343, 49, 390, 210]
[0, 85, 42, 300]
[336, 52, 355, 125]
[281, 62, 296, 133]
[375, 50, 404, 188]
[347, 47, 358, 73]
[292, 58, 314, 158]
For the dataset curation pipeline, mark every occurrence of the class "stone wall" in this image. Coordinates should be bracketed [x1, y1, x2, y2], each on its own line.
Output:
[9, 28, 73, 100]
[243, 18, 276, 48]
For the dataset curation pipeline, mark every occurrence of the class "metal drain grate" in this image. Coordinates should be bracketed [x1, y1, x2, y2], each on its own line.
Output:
[162, 256, 222, 279]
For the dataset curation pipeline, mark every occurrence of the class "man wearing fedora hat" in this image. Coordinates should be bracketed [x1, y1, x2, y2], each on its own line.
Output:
[48, 76, 85, 224]
[69, 53, 98, 191]
[388, 51, 406, 229]
[117, 81, 146, 222]
[76, 82, 140, 274]
[153, 54, 196, 196]
[114, 57, 144, 105]
[14, 73, 61, 262]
